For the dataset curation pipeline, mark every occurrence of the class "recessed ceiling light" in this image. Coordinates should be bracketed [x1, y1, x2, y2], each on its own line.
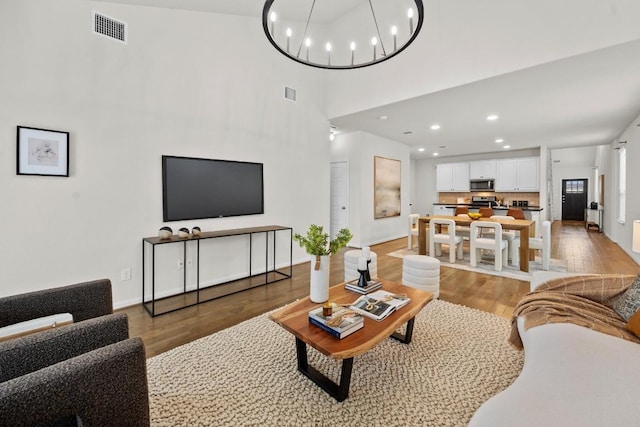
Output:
[418, 148, 425, 152]
[430, 124, 440, 130]
[495, 138, 504, 143]
[487, 114, 499, 121]
[503, 145, 511, 149]
[378, 115, 388, 120]
[433, 152, 439, 156]
[403, 131, 413, 135]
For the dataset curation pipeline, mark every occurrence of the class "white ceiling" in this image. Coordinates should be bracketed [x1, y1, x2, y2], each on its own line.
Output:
[97, 0, 640, 159]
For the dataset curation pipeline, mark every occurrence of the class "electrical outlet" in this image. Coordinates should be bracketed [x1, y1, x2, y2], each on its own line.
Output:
[177, 259, 184, 269]
[120, 267, 131, 281]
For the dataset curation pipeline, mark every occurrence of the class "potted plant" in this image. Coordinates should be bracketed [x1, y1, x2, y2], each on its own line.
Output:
[294, 224, 353, 303]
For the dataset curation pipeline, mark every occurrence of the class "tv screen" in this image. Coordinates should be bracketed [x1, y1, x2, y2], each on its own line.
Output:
[162, 156, 264, 222]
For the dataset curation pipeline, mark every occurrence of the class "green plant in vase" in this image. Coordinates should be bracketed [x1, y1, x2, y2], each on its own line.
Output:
[294, 224, 353, 269]
[294, 224, 352, 303]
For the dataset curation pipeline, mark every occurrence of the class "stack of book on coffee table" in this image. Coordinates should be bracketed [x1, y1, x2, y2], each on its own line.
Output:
[344, 279, 382, 294]
[308, 306, 364, 339]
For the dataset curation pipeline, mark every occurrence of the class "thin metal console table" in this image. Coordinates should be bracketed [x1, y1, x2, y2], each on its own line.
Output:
[142, 225, 292, 317]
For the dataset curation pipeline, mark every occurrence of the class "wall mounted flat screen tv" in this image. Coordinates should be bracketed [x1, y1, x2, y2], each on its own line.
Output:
[162, 155, 264, 222]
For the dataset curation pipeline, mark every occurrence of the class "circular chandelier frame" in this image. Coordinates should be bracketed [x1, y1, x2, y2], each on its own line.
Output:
[262, 0, 424, 70]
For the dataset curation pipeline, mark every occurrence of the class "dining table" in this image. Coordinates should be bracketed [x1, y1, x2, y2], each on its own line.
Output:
[417, 215, 536, 272]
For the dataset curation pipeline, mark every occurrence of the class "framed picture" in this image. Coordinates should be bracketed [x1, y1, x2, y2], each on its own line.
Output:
[374, 156, 401, 219]
[17, 126, 69, 177]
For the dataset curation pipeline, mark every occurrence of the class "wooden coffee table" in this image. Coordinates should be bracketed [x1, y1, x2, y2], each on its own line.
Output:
[269, 280, 433, 401]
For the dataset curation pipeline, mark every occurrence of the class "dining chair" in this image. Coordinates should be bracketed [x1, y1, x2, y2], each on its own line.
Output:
[454, 206, 469, 215]
[479, 207, 494, 218]
[512, 220, 551, 270]
[408, 214, 420, 250]
[429, 218, 464, 263]
[470, 221, 508, 271]
[455, 214, 471, 240]
[506, 208, 526, 220]
[489, 215, 518, 265]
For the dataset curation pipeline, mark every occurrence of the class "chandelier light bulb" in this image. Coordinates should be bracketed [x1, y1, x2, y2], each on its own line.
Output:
[408, 8, 414, 34]
[286, 28, 292, 37]
[285, 28, 292, 52]
[326, 42, 332, 66]
[305, 37, 311, 61]
[269, 11, 276, 35]
[350, 42, 356, 51]
[326, 42, 332, 52]
[391, 25, 398, 51]
[371, 37, 378, 60]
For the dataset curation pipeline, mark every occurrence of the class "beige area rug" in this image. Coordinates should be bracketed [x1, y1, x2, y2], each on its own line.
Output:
[387, 247, 567, 281]
[147, 300, 524, 426]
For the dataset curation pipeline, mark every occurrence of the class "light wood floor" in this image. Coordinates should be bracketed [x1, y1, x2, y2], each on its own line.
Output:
[119, 221, 639, 357]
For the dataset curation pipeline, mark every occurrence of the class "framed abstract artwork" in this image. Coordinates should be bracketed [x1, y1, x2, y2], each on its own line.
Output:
[17, 126, 69, 177]
[374, 156, 401, 219]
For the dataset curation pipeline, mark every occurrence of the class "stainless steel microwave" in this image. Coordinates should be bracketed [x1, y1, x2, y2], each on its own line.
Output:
[470, 179, 494, 191]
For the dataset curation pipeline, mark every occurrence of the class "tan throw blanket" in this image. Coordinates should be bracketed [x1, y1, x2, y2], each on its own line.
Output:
[509, 274, 640, 349]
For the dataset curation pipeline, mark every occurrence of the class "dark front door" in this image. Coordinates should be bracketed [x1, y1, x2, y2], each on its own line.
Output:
[562, 179, 588, 221]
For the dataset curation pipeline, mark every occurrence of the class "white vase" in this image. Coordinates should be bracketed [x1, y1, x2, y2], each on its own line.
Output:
[309, 255, 330, 303]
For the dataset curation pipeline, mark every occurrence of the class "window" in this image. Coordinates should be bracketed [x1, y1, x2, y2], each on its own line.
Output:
[565, 180, 585, 194]
[618, 146, 626, 223]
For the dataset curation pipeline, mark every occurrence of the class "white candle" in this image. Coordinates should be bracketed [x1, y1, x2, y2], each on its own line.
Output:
[358, 257, 367, 271]
[361, 246, 370, 261]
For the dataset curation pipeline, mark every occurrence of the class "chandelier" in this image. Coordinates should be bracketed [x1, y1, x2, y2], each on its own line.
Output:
[262, 0, 424, 70]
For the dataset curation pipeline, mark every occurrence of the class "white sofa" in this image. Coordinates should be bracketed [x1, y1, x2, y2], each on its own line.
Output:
[469, 272, 640, 427]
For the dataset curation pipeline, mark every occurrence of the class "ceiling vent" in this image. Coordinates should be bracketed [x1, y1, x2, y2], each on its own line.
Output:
[93, 11, 127, 44]
[284, 86, 297, 102]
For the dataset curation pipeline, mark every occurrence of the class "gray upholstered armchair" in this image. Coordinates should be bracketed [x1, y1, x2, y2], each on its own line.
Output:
[0, 279, 150, 426]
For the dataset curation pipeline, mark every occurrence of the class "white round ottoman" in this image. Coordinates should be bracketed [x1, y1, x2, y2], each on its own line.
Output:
[402, 255, 440, 298]
[344, 249, 378, 282]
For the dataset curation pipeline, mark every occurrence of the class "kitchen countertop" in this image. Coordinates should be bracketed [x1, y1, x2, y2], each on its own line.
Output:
[433, 203, 543, 211]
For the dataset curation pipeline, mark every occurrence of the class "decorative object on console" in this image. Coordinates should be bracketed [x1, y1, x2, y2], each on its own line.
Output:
[357, 257, 369, 288]
[16, 126, 69, 177]
[158, 226, 173, 239]
[192, 226, 201, 237]
[293, 224, 352, 303]
[262, 0, 424, 70]
[178, 228, 190, 238]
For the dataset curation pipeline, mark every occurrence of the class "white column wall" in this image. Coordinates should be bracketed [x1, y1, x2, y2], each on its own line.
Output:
[606, 112, 640, 265]
[0, 0, 329, 306]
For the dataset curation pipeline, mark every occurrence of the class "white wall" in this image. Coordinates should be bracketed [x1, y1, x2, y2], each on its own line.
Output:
[330, 131, 410, 247]
[606, 112, 640, 264]
[0, 0, 330, 306]
[326, 0, 640, 118]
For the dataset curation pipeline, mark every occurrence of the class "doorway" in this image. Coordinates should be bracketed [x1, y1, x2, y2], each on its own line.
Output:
[330, 162, 349, 239]
[561, 179, 588, 221]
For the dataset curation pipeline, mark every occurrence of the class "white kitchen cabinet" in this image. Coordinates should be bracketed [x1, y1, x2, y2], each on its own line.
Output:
[436, 162, 469, 192]
[495, 157, 539, 191]
[469, 160, 497, 179]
